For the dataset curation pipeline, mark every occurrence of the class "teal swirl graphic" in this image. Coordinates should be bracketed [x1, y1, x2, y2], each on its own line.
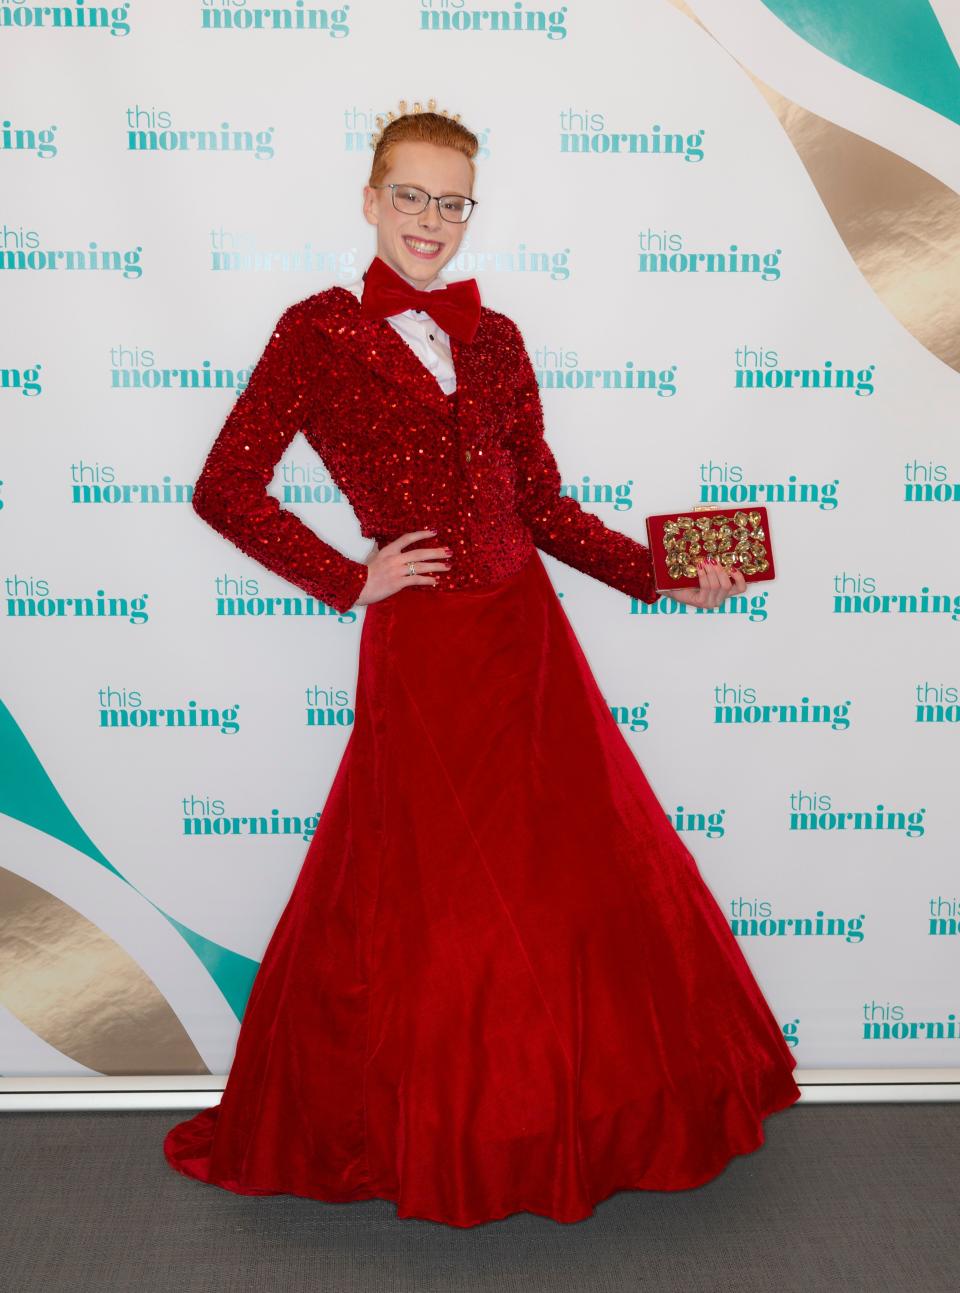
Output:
[0, 698, 258, 1021]
[761, 0, 960, 126]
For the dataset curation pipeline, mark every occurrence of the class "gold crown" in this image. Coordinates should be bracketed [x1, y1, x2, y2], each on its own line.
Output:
[370, 97, 462, 150]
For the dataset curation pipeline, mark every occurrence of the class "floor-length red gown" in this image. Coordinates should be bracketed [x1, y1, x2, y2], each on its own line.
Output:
[163, 273, 801, 1226]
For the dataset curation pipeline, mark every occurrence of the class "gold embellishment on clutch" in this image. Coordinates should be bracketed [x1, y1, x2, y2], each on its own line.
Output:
[662, 510, 770, 580]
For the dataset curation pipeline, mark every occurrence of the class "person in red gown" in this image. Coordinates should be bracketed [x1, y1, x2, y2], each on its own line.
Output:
[163, 98, 801, 1226]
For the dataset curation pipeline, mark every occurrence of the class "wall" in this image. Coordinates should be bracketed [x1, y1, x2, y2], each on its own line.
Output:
[2, 0, 959, 1078]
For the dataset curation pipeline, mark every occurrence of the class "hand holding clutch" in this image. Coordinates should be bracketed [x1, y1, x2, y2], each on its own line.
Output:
[659, 557, 747, 608]
[645, 505, 776, 594]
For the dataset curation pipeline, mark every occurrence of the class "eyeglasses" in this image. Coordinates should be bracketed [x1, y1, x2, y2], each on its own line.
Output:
[372, 183, 477, 224]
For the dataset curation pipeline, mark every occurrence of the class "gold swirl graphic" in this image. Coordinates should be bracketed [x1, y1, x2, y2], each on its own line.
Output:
[670, 0, 960, 373]
[0, 867, 209, 1075]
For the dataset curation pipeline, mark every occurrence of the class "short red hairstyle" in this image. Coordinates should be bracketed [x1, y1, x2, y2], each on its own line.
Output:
[369, 99, 479, 191]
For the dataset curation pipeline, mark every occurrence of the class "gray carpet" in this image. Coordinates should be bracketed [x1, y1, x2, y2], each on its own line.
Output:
[1, 1103, 958, 1292]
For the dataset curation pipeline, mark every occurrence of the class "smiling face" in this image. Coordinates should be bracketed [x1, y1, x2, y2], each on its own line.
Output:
[362, 139, 474, 287]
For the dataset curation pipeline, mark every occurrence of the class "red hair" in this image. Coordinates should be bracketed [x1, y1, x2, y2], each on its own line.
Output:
[369, 103, 479, 190]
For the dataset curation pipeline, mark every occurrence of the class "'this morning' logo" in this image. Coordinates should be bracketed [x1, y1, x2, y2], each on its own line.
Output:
[306, 685, 354, 727]
[730, 900, 865, 941]
[534, 346, 677, 396]
[200, 1, 350, 35]
[560, 475, 636, 510]
[1, 364, 42, 395]
[71, 463, 193, 504]
[904, 460, 960, 503]
[419, 1, 567, 38]
[126, 107, 275, 159]
[638, 231, 781, 280]
[0, 119, 58, 157]
[448, 236, 570, 279]
[632, 590, 769, 620]
[790, 791, 926, 837]
[1, 226, 142, 277]
[214, 575, 359, 622]
[5, 576, 149, 623]
[833, 574, 960, 622]
[699, 461, 840, 510]
[560, 111, 704, 160]
[209, 231, 361, 275]
[282, 469, 643, 530]
[0, 1, 131, 36]
[915, 683, 959, 723]
[208, 234, 568, 278]
[668, 804, 726, 839]
[110, 346, 251, 392]
[736, 347, 876, 395]
[341, 106, 491, 157]
[182, 797, 322, 842]
[279, 460, 348, 505]
[861, 1003, 960, 1043]
[98, 687, 239, 733]
[607, 698, 649, 733]
[714, 685, 851, 730]
[930, 897, 960, 934]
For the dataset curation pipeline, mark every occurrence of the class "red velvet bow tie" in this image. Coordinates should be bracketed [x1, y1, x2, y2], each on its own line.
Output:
[359, 254, 482, 343]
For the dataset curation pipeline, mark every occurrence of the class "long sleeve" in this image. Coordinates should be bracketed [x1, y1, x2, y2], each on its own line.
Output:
[190, 302, 370, 615]
[503, 319, 660, 605]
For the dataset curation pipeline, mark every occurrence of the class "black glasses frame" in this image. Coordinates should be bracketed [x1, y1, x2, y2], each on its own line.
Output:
[372, 182, 478, 223]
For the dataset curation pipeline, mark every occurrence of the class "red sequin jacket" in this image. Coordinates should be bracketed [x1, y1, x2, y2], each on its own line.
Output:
[190, 286, 660, 614]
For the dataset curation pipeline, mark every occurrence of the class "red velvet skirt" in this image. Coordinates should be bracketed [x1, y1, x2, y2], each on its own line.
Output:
[163, 548, 801, 1226]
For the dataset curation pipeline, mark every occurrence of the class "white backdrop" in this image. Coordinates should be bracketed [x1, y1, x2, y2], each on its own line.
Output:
[2, 0, 959, 1079]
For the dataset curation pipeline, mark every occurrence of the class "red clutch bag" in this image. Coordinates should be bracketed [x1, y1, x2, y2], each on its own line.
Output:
[644, 505, 776, 591]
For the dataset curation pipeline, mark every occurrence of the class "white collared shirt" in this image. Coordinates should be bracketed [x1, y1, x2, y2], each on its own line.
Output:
[347, 274, 457, 394]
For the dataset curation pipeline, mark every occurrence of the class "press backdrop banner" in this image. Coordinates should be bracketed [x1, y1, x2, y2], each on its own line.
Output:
[2, 0, 959, 1079]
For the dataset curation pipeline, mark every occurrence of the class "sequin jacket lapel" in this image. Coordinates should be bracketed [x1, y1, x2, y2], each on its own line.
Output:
[316, 285, 496, 424]
[318, 286, 461, 419]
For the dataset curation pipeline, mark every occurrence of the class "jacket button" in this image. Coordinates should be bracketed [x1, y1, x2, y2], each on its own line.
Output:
[464, 449, 472, 462]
